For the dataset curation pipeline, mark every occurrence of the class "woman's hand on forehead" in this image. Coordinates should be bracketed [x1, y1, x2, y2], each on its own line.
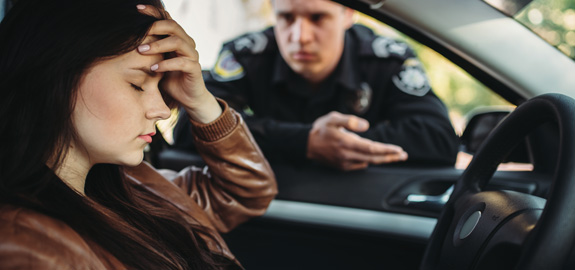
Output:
[136, 5, 222, 124]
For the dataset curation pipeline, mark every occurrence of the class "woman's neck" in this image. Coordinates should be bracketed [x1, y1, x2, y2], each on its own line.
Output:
[55, 164, 89, 196]
[50, 145, 91, 196]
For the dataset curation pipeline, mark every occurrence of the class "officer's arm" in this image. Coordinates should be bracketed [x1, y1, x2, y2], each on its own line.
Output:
[361, 62, 460, 166]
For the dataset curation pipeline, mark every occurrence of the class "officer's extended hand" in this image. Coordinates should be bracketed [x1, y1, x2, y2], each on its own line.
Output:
[137, 5, 221, 123]
[307, 112, 408, 171]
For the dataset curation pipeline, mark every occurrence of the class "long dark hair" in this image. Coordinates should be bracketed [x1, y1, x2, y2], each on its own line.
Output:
[0, 0, 235, 269]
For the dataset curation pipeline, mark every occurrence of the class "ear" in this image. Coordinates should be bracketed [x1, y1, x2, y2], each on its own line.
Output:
[343, 7, 355, 29]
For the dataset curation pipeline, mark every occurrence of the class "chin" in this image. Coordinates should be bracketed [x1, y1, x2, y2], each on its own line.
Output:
[300, 70, 323, 83]
[291, 64, 320, 79]
[292, 66, 312, 77]
[116, 153, 145, 167]
[123, 160, 144, 168]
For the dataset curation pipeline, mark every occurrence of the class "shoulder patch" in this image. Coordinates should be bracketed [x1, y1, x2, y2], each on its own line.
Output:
[233, 32, 268, 54]
[392, 58, 431, 96]
[211, 49, 245, 82]
[372, 36, 409, 58]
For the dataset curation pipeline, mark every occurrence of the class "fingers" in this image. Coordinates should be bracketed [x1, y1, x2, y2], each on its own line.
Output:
[134, 4, 217, 121]
[135, 7, 199, 73]
[146, 19, 191, 44]
[342, 131, 405, 155]
[340, 161, 369, 171]
[332, 150, 407, 170]
[138, 34, 197, 60]
[346, 115, 370, 132]
[366, 150, 409, 164]
[335, 132, 408, 164]
[337, 144, 408, 165]
[137, 4, 172, 20]
[136, 5, 194, 57]
[308, 115, 408, 170]
[320, 111, 369, 132]
[319, 113, 405, 159]
[150, 56, 199, 73]
[331, 143, 407, 171]
[338, 127, 404, 155]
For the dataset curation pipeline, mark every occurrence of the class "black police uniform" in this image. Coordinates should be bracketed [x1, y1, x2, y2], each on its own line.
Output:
[173, 25, 459, 166]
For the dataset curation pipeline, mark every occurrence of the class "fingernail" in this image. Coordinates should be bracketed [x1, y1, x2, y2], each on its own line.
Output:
[151, 64, 159, 71]
[358, 120, 368, 130]
[138, 44, 150, 52]
[137, 4, 146, 10]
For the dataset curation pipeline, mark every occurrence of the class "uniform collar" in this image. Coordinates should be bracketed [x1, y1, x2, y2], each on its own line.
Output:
[269, 55, 310, 99]
[333, 30, 361, 92]
[271, 52, 292, 86]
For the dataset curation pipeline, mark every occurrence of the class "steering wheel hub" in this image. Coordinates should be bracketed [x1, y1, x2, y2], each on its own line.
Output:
[443, 191, 545, 269]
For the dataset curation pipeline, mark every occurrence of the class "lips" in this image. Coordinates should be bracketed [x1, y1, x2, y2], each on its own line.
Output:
[292, 51, 316, 61]
[138, 131, 156, 143]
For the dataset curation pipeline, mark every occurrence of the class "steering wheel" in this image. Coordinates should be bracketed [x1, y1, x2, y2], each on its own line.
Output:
[421, 93, 575, 270]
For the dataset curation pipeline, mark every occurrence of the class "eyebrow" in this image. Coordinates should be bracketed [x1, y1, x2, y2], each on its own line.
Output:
[131, 66, 159, 77]
[276, 11, 329, 17]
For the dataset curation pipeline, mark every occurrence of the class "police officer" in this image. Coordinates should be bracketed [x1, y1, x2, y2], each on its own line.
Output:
[173, 0, 459, 171]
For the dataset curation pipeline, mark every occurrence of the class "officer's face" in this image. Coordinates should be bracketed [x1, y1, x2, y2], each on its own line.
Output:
[273, 0, 354, 85]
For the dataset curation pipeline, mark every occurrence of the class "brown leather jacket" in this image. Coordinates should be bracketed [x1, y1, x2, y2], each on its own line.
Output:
[0, 102, 277, 269]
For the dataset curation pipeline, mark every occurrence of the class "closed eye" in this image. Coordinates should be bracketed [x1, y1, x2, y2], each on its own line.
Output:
[130, 83, 144, 92]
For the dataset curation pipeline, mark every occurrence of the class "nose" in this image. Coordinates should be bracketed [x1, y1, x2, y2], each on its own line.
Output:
[289, 17, 313, 44]
[146, 90, 171, 121]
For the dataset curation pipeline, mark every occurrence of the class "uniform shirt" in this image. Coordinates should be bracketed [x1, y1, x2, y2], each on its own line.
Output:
[174, 25, 459, 166]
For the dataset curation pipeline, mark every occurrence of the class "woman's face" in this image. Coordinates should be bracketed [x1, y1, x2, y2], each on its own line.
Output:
[71, 38, 170, 168]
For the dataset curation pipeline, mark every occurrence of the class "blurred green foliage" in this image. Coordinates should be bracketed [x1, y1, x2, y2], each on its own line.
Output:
[516, 0, 575, 60]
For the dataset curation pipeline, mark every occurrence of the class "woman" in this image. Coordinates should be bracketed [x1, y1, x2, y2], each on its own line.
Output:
[0, 0, 277, 269]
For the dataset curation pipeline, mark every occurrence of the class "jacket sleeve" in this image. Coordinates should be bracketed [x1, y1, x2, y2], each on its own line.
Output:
[129, 100, 277, 233]
[174, 100, 277, 232]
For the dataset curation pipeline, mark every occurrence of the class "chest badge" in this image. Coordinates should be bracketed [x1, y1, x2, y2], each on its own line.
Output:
[348, 82, 373, 115]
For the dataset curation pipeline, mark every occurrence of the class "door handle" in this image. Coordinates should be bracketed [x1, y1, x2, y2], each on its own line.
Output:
[404, 185, 454, 210]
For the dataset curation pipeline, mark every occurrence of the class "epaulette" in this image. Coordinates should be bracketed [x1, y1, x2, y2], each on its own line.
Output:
[225, 27, 276, 55]
[352, 24, 413, 60]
